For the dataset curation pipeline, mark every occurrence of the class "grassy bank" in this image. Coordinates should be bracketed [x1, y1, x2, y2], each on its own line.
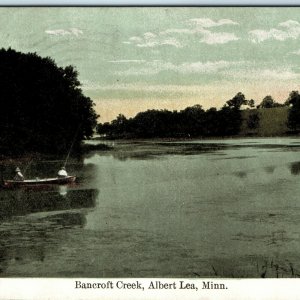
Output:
[240, 107, 289, 137]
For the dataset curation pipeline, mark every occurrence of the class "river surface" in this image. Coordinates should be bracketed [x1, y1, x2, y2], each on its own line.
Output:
[1, 137, 300, 278]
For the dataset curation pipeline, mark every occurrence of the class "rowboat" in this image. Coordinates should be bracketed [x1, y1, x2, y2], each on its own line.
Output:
[3, 176, 76, 188]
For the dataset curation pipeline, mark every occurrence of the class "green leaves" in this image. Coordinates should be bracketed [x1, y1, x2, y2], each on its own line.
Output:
[0, 48, 98, 155]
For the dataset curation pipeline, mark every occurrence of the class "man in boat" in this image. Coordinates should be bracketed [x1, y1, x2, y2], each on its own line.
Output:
[14, 167, 24, 181]
[57, 166, 68, 178]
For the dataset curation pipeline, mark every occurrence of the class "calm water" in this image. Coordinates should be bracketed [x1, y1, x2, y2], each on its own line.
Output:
[1, 137, 300, 277]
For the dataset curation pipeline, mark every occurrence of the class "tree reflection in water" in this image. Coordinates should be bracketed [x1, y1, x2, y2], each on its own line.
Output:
[0, 188, 98, 220]
[0, 188, 98, 275]
[290, 161, 300, 175]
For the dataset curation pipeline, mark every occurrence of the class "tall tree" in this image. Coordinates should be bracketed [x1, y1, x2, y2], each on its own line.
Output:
[0, 48, 98, 155]
[258, 95, 275, 108]
[226, 92, 248, 109]
[287, 91, 300, 131]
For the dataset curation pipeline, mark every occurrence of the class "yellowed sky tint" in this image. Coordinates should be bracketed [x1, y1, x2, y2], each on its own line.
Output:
[94, 81, 299, 122]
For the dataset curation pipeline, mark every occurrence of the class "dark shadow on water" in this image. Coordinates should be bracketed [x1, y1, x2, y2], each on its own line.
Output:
[62, 140, 300, 162]
[234, 171, 247, 178]
[0, 189, 98, 275]
[264, 166, 276, 174]
[289, 161, 300, 175]
[105, 141, 300, 161]
[213, 155, 257, 161]
[109, 142, 235, 161]
[42, 211, 87, 228]
[0, 188, 98, 220]
[224, 156, 256, 160]
[111, 152, 166, 161]
[0, 211, 89, 275]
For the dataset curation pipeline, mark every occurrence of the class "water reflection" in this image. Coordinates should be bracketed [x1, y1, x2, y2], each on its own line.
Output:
[58, 185, 68, 196]
[108, 142, 232, 161]
[290, 161, 300, 175]
[234, 171, 247, 178]
[42, 211, 87, 227]
[0, 212, 88, 275]
[0, 188, 98, 220]
[2, 138, 300, 277]
[0, 188, 98, 275]
[264, 166, 276, 174]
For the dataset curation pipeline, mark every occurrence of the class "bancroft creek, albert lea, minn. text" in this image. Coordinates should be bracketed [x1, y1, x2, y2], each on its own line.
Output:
[74, 280, 228, 291]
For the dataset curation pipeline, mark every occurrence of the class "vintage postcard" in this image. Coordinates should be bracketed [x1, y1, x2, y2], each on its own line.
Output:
[1, 6, 300, 299]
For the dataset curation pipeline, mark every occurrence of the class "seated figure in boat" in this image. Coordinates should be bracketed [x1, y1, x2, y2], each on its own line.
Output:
[14, 167, 24, 181]
[58, 166, 68, 178]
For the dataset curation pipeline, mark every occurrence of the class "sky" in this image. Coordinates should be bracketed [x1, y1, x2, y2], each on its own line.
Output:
[1, 7, 300, 122]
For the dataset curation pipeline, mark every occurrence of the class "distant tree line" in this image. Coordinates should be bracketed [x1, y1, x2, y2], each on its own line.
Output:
[98, 92, 252, 138]
[97, 92, 300, 139]
[0, 48, 98, 155]
[256, 95, 286, 109]
[287, 91, 300, 132]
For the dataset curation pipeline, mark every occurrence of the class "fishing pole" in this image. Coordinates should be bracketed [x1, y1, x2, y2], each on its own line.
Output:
[22, 157, 33, 176]
[63, 124, 81, 168]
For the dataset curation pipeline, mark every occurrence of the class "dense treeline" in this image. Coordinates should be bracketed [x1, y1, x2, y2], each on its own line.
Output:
[256, 95, 286, 109]
[0, 48, 98, 155]
[287, 91, 300, 131]
[98, 92, 253, 138]
[97, 92, 297, 139]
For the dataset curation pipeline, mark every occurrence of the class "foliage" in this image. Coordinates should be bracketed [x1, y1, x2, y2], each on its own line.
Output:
[257, 95, 285, 109]
[248, 99, 255, 108]
[218, 106, 242, 136]
[97, 94, 252, 138]
[97, 91, 294, 139]
[287, 91, 300, 131]
[226, 92, 248, 109]
[225, 92, 256, 110]
[247, 112, 260, 130]
[0, 48, 98, 155]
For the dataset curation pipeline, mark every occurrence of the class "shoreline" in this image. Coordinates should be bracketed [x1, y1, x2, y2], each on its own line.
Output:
[2, 134, 300, 162]
[93, 133, 300, 143]
[0, 143, 112, 163]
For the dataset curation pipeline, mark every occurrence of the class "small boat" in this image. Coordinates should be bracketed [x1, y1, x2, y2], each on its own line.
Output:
[3, 176, 76, 188]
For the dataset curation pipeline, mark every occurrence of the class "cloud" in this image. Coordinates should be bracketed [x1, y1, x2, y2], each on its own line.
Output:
[290, 49, 300, 55]
[199, 29, 239, 44]
[108, 59, 300, 82]
[279, 20, 300, 28]
[249, 29, 290, 43]
[83, 82, 205, 93]
[160, 27, 239, 44]
[222, 67, 300, 81]
[108, 59, 146, 63]
[249, 20, 300, 43]
[188, 18, 238, 28]
[177, 60, 238, 74]
[45, 28, 83, 36]
[114, 61, 174, 75]
[136, 41, 159, 48]
[113, 60, 241, 76]
[159, 28, 195, 35]
[129, 36, 143, 42]
[144, 32, 156, 39]
[124, 18, 239, 47]
[160, 37, 183, 48]
[127, 31, 183, 48]
[83, 82, 233, 101]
